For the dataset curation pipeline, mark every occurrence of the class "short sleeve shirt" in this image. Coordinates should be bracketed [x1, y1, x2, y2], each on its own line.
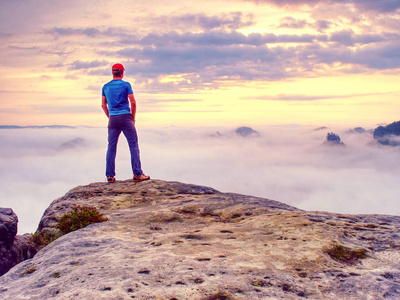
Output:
[102, 79, 134, 116]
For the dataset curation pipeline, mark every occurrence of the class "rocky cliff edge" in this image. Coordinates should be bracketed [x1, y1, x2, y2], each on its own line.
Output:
[1, 179, 400, 299]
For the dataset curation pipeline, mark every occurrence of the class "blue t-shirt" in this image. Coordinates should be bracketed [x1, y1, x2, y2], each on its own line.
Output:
[102, 79, 134, 116]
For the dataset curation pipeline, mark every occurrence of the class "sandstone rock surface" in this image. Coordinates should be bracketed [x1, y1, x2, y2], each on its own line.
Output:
[1, 179, 400, 299]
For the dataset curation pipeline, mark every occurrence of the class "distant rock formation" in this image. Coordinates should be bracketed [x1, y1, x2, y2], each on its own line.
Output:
[235, 126, 259, 137]
[1, 180, 400, 299]
[59, 137, 86, 150]
[210, 131, 223, 138]
[374, 121, 400, 146]
[0, 208, 36, 276]
[325, 132, 345, 146]
[347, 127, 366, 134]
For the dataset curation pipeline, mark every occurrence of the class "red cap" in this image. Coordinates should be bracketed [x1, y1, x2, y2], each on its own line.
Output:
[112, 63, 125, 71]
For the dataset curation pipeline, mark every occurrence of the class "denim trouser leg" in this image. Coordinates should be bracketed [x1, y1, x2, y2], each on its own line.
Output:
[106, 127, 121, 177]
[123, 124, 143, 177]
[106, 114, 143, 177]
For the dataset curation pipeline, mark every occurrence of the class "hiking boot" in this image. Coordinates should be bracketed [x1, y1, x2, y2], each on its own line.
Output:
[107, 176, 115, 183]
[133, 174, 150, 182]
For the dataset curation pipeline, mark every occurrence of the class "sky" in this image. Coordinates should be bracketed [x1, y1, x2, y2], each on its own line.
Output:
[0, 0, 400, 127]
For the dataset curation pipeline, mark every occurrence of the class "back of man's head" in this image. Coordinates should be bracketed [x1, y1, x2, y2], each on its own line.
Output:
[112, 63, 125, 78]
[112, 69, 123, 77]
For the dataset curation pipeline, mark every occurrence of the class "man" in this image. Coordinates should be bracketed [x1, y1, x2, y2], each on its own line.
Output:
[101, 63, 150, 183]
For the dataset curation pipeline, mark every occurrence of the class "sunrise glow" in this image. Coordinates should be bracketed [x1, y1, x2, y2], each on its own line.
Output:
[1, 0, 399, 128]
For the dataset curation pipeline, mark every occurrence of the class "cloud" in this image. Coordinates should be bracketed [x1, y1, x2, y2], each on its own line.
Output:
[46, 12, 254, 39]
[99, 28, 397, 88]
[244, 0, 321, 6]
[68, 60, 108, 70]
[158, 12, 255, 31]
[2, 0, 398, 93]
[6, 20, 400, 95]
[246, 92, 389, 101]
[119, 30, 325, 47]
[45, 12, 254, 44]
[278, 17, 309, 29]
[285, 40, 400, 72]
[244, 0, 400, 13]
[329, 30, 391, 46]
[103, 30, 325, 84]
[8, 45, 40, 51]
[77, 18, 397, 90]
[353, 0, 400, 13]
[2, 125, 400, 236]
[315, 20, 332, 32]
[356, 42, 400, 69]
[46, 26, 136, 41]
[0, 0, 95, 35]
[47, 27, 102, 37]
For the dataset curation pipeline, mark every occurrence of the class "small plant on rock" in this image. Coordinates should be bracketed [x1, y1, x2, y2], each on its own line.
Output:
[26, 263, 36, 274]
[57, 205, 108, 234]
[31, 231, 57, 249]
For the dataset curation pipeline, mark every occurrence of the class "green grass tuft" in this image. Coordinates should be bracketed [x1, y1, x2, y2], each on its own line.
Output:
[57, 205, 108, 234]
[26, 263, 36, 274]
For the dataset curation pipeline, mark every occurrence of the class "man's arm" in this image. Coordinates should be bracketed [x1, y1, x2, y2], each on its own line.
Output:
[101, 96, 109, 118]
[128, 94, 136, 121]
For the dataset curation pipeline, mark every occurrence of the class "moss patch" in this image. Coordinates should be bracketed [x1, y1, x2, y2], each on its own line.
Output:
[326, 244, 367, 265]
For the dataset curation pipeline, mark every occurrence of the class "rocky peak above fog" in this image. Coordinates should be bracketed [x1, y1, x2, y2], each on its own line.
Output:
[235, 126, 259, 137]
[325, 132, 345, 146]
[1, 180, 400, 299]
[374, 121, 400, 146]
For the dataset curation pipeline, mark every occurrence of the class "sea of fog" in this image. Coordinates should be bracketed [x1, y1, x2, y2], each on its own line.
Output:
[1, 125, 399, 234]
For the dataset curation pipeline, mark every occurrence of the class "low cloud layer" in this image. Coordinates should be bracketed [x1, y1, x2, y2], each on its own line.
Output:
[1, 125, 399, 234]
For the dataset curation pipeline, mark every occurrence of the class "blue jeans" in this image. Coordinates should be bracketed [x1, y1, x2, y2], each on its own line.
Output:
[106, 114, 143, 177]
